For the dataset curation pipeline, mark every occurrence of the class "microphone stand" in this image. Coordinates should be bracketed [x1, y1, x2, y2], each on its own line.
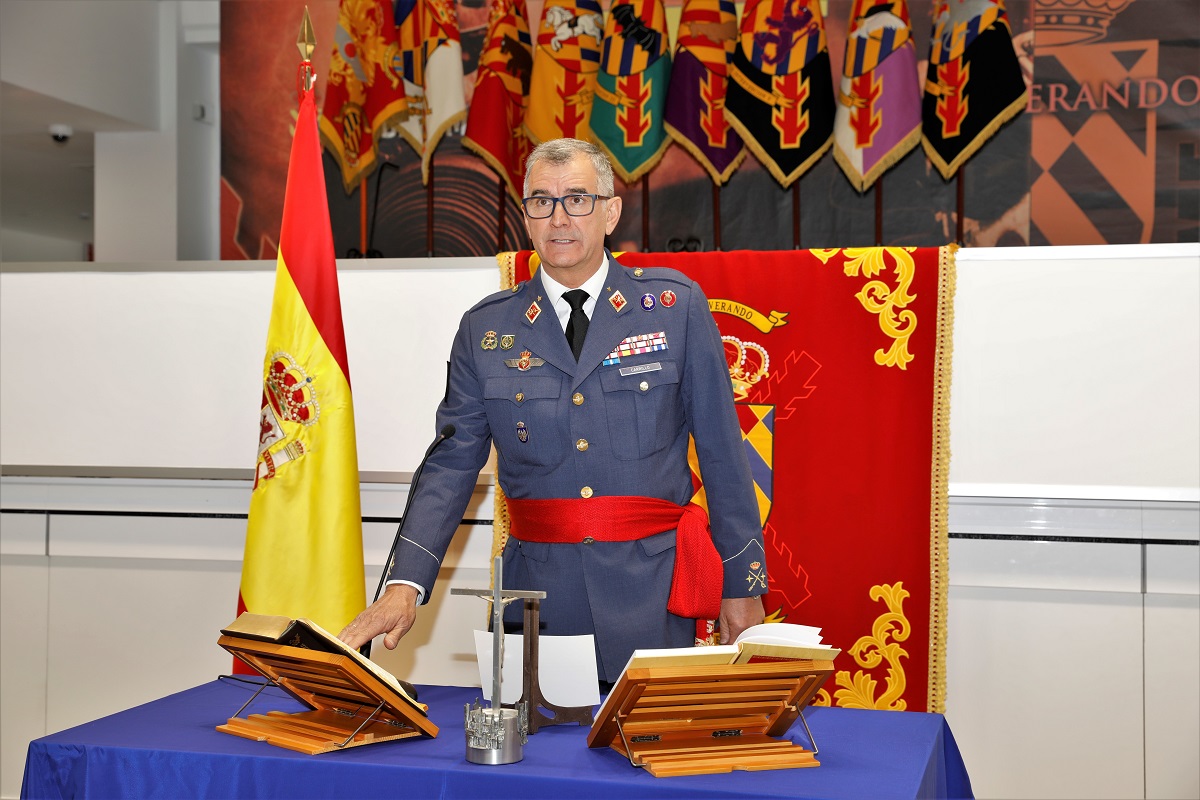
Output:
[360, 424, 455, 661]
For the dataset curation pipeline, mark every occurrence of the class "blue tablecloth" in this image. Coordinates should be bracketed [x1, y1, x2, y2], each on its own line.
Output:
[22, 678, 972, 799]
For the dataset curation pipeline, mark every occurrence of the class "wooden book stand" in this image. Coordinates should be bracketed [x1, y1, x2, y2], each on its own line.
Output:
[217, 633, 439, 755]
[586, 658, 835, 777]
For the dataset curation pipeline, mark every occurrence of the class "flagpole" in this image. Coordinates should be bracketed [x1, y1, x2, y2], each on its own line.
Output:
[712, 183, 722, 251]
[497, 178, 506, 253]
[642, 175, 650, 251]
[791, 182, 801, 249]
[874, 177, 884, 246]
[359, 177, 369, 256]
[427, 159, 435, 257]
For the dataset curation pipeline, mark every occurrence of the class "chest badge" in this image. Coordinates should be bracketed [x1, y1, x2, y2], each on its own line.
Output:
[505, 350, 546, 371]
[481, 330, 498, 350]
[525, 301, 542, 324]
[659, 290, 677, 308]
[500, 334, 515, 350]
[640, 293, 656, 311]
[516, 421, 529, 443]
[609, 290, 627, 313]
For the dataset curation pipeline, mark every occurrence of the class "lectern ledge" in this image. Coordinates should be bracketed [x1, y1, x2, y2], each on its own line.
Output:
[216, 613, 439, 754]
[587, 657, 836, 777]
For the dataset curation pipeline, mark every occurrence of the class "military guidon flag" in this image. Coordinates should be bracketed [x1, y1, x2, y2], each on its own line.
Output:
[724, 0, 836, 188]
[592, 0, 673, 183]
[833, 0, 923, 192]
[319, 0, 410, 193]
[524, 0, 605, 144]
[663, 0, 746, 184]
[391, 0, 468, 184]
[921, 0, 1028, 179]
[463, 0, 534, 200]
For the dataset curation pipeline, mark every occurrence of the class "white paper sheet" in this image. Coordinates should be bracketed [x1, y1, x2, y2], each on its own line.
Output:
[472, 631, 601, 707]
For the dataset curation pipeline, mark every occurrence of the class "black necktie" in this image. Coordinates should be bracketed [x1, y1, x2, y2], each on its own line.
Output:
[563, 289, 590, 361]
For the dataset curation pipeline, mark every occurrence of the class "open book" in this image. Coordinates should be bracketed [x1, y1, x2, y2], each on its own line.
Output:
[221, 613, 427, 714]
[621, 623, 839, 673]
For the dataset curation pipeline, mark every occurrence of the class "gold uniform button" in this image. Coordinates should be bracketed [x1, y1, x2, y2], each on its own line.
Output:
[580, 486, 593, 498]
[572, 392, 584, 406]
[576, 438, 589, 451]
[639, 380, 650, 391]
[582, 536, 595, 545]
[633, 268, 643, 277]
[515, 392, 524, 403]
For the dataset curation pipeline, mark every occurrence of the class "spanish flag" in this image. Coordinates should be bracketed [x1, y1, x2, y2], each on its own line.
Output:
[235, 84, 365, 671]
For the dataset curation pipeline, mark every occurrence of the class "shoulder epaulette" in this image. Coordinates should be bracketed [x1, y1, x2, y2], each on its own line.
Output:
[469, 281, 526, 313]
[623, 265, 692, 287]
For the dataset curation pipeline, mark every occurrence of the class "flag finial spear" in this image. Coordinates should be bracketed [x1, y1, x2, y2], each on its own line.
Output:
[297, 6, 316, 92]
[297, 6, 316, 62]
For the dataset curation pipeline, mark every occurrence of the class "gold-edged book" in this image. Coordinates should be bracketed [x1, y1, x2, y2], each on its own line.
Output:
[216, 613, 438, 754]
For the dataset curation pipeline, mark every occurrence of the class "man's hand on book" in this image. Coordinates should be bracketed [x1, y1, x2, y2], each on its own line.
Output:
[338, 584, 419, 651]
[718, 596, 765, 644]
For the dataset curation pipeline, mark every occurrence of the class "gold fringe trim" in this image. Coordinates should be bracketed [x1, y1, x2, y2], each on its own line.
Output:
[833, 125, 922, 194]
[421, 109, 468, 186]
[595, 133, 673, 185]
[462, 135, 523, 203]
[492, 251, 521, 577]
[725, 109, 833, 188]
[927, 243, 957, 714]
[664, 120, 748, 185]
[923, 89, 1028, 181]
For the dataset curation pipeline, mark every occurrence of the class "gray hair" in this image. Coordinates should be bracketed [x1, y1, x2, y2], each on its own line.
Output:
[523, 138, 615, 198]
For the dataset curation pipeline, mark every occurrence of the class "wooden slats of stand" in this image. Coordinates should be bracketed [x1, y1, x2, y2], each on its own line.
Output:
[587, 659, 834, 778]
[216, 635, 438, 755]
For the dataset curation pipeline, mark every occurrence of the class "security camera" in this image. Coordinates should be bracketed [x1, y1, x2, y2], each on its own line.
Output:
[49, 124, 73, 144]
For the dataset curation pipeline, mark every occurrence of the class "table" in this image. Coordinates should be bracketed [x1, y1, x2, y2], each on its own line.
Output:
[22, 679, 972, 799]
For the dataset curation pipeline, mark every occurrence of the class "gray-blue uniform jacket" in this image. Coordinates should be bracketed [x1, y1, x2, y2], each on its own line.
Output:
[387, 252, 767, 680]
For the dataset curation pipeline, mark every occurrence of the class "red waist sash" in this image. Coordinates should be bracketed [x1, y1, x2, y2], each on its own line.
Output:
[504, 495, 722, 619]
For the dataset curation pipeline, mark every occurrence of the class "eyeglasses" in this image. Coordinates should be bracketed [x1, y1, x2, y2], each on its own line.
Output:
[521, 193, 611, 219]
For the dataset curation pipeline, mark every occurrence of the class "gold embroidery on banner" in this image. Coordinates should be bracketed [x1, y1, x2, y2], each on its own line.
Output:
[813, 581, 910, 710]
[840, 247, 919, 370]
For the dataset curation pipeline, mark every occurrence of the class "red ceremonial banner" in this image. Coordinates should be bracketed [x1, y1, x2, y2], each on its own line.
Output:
[499, 245, 955, 713]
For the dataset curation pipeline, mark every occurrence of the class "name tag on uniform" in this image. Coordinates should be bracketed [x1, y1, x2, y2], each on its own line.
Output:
[619, 362, 662, 377]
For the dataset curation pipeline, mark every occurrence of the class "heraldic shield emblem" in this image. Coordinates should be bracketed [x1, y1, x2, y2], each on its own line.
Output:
[688, 336, 775, 530]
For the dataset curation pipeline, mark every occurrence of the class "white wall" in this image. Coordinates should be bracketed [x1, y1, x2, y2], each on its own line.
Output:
[0, 228, 87, 262]
[92, 3, 179, 262]
[0, 1, 162, 130]
[3, 246, 1197, 498]
[176, 1, 220, 261]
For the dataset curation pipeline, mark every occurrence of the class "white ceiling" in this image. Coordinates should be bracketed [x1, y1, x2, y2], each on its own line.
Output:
[1, 81, 143, 244]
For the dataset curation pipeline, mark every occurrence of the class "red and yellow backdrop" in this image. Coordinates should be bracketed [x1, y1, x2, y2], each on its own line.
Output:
[500, 245, 955, 714]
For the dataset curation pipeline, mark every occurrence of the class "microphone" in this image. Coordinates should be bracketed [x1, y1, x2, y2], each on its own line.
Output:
[361, 424, 455, 661]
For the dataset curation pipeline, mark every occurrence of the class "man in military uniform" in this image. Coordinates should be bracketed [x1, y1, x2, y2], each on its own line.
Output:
[340, 139, 766, 682]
